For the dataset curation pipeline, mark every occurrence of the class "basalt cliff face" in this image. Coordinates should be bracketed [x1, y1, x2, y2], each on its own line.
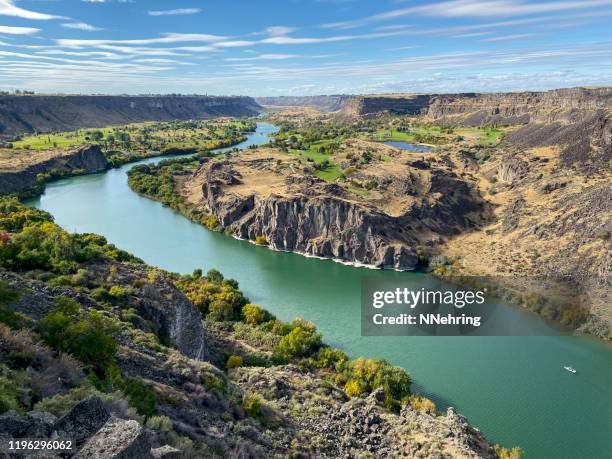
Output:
[0, 95, 261, 138]
[255, 95, 350, 112]
[180, 143, 488, 270]
[268, 88, 611, 126]
[0, 144, 108, 196]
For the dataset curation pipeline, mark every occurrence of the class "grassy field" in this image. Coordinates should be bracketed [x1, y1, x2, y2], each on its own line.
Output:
[313, 164, 343, 181]
[455, 127, 504, 146]
[287, 141, 344, 182]
[10, 119, 256, 152]
[12, 127, 117, 149]
[367, 125, 504, 146]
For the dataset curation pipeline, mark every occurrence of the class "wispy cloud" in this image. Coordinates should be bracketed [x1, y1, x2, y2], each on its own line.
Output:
[322, 0, 612, 29]
[482, 33, 541, 42]
[148, 8, 201, 17]
[265, 26, 296, 36]
[0, 25, 40, 35]
[225, 53, 339, 61]
[0, 0, 65, 20]
[56, 33, 226, 47]
[61, 22, 102, 31]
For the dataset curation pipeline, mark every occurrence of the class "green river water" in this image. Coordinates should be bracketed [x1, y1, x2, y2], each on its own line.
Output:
[26, 123, 612, 458]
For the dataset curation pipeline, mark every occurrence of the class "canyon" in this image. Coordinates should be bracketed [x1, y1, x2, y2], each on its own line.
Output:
[0, 95, 260, 138]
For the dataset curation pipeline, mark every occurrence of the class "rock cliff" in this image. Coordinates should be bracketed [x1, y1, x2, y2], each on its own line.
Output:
[0, 95, 261, 138]
[0, 144, 108, 196]
[271, 87, 611, 127]
[180, 141, 488, 270]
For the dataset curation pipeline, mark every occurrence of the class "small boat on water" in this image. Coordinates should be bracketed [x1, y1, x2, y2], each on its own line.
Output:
[564, 366, 577, 374]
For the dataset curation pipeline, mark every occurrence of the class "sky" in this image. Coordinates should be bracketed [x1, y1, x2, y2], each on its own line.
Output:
[0, 0, 611, 95]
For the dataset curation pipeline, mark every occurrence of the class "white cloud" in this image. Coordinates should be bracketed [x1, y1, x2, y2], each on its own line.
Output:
[56, 33, 226, 47]
[225, 53, 338, 61]
[0, 0, 65, 20]
[0, 25, 39, 35]
[265, 26, 295, 36]
[148, 8, 201, 17]
[61, 22, 102, 31]
[323, 0, 612, 29]
[482, 33, 541, 42]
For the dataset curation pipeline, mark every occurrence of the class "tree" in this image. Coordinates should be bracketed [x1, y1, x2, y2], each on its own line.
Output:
[277, 326, 321, 359]
[242, 304, 266, 325]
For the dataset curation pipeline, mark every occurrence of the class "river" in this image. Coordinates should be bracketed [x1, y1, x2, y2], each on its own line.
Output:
[26, 123, 612, 458]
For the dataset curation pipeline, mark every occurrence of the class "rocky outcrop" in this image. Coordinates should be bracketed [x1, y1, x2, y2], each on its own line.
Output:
[0, 144, 108, 196]
[188, 146, 487, 271]
[231, 195, 419, 270]
[75, 417, 150, 459]
[139, 276, 208, 361]
[285, 88, 611, 127]
[0, 259, 210, 361]
[0, 95, 261, 137]
[53, 395, 111, 446]
[233, 365, 497, 458]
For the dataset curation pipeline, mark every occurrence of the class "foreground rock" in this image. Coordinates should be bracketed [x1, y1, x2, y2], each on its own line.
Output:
[75, 417, 150, 459]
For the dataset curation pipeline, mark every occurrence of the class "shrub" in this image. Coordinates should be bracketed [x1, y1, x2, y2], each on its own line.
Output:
[226, 355, 244, 369]
[108, 285, 131, 302]
[345, 357, 411, 401]
[206, 269, 224, 283]
[122, 379, 158, 418]
[255, 235, 268, 246]
[277, 326, 322, 359]
[407, 395, 436, 414]
[39, 297, 119, 380]
[243, 393, 262, 417]
[0, 377, 20, 414]
[242, 304, 266, 325]
[494, 445, 523, 459]
[344, 380, 363, 397]
[313, 347, 348, 370]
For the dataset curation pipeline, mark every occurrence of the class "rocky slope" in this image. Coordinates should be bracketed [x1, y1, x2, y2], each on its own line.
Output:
[0, 200, 507, 458]
[177, 142, 489, 270]
[256, 95, 350, 112]
[0, 144, 108, 196]
[271, 88, 611, 127]
[0, 95, 261, 138]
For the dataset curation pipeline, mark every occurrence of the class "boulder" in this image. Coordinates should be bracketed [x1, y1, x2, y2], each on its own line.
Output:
[74, 417, 150, 459]
[52, 395, 110, 446]
[150, 445, 182, 459]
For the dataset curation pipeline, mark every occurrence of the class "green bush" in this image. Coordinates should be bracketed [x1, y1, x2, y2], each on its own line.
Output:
[242, 304, 266, 325]
[122, 379, 158, 418]
[0, 280, 19, 304]
[39, 297, 119, 380]
[313, 347, 348, 370]
[344, 357, 411, 401]
[0, 376, 20, 414]
[243, 393, 262, 417]
[226, 355, 244, 369]
[277, 326, 322, 360]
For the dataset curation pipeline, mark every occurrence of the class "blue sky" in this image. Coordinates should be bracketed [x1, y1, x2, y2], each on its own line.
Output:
[1, 0, 611, 95]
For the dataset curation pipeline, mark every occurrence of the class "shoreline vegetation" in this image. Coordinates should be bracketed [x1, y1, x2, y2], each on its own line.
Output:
[0, 197, 520, 457]
[0, 119, 257, 200]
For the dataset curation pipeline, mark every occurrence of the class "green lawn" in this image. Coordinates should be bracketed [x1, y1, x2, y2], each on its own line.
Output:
[455, 127, 504, 146]
[347, 186, 369, 197]
[12, 127, 116, 149]
[313, 164, 343, 182]
[11, 120, 254, 151]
